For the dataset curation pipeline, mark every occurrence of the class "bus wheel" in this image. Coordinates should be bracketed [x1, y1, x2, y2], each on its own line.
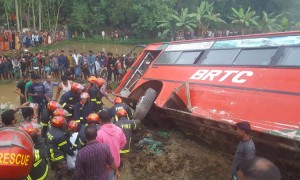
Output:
[133, 88, 157, 121]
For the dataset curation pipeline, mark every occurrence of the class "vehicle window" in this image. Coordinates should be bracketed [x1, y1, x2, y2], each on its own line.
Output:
[233, 48, 277, 66]
[175, 51, 201, 64]
[155, 51, 181, 64]
[277, 47, 300, 66]
[200, 49, 240, 65]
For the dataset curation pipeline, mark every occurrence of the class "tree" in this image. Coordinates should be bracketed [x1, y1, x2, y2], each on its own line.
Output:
[173, 8, 197, 37]
[157, 8, 178, 41]
[258, 11, 282, 33]
[230, 7, 259, 34]
[194, 1, 225, 37]
[15, 0, 20, 31]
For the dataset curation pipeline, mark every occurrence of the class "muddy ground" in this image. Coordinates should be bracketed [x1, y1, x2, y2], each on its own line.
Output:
[48, 126, 232, 180]
[119, 127, 232, 180]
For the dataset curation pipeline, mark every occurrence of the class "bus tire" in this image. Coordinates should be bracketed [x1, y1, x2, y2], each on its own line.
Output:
[133, 88, 157, 120]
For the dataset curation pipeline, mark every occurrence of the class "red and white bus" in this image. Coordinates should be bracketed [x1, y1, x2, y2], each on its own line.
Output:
[115, 31, 300, 174]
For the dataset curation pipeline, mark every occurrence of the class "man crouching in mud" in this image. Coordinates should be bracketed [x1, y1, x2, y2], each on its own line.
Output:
[231, 121, 256, 180]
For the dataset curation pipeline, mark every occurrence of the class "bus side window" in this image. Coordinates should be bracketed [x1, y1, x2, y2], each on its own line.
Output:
[199, 49, 240, 65]
[232, 48, 277, 66]
[155, 51, 181, 64]
[174, 51, 202, 64]
[276, 47, 300, 66]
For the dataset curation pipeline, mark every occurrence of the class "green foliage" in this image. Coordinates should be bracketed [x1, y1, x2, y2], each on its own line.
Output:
[230, 7, 259, 34]
[258, 11, 282, 33]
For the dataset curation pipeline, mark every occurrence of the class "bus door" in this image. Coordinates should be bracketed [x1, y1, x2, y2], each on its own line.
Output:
[120, 51, 160, 97]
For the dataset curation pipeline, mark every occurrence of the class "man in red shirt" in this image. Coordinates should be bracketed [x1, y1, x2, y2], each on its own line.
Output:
[73, 126, 120, 180]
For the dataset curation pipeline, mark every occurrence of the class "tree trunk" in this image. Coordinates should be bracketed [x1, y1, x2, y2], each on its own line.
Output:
[15, 0, 20, 32]
[32, 0, 36, 31]
[38, 0, 42, 31]
[27, 3, 30, 29]
[4, 4, 10, 30]
[20, 0, 23, 30]
[55, 0, 65, 32]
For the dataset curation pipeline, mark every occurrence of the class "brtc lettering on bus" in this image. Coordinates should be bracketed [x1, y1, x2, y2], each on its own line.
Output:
[189, 70, 253, 83]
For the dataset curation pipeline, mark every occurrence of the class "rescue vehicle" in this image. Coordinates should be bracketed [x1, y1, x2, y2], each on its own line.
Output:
[115, 31, 300, 178]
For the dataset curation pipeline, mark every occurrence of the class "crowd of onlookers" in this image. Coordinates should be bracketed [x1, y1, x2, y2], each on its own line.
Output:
[0, 48, 137, 83]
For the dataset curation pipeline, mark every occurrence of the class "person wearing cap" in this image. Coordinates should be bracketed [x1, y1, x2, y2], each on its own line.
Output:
[73, 92, 94, 125]
[231, 121, 256, 179]
[109, 97, 132, 123]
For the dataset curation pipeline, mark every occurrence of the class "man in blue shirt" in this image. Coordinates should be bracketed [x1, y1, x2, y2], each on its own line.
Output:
[87, 50, 96, 76]
[58, 50, 69, 78]
[28, 74, 50, 120]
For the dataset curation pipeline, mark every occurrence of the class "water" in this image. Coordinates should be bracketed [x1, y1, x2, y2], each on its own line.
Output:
[0, 42, 140, 112]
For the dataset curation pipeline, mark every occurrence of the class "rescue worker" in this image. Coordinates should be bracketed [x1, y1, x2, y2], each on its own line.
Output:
[65, 120, 79, 171]
[47, 116, 75, 180]
[109, 97, 132, 123]
[95, 78, 114, 112]
[73, 92, 94, 125]
[87, 76, 99, 111]
[40, 101, 62, 138]
[19, 122, 49, 180]
[59, 82, 84, 116]
[115, 109, 137, 154]
[0, 127, 34, 180]
[53, 108, 72, 121]
[115, 109, 137, 170]
[76, 113, 100, 149]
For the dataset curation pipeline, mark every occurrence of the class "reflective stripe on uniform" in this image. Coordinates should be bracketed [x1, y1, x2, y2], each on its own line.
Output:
[79, 138, 85, 145]
[115, 115, 119, 122]
[27, 175, 32, 180]
[80, 117, 83, 120]
[62, 103, 66, 107]
[58, 141, 67, 146]
[34, 149, 40, 160]
[37, 165, 49, 180]
[40, 122, 48, 127]
[91, 98, 96, 102]
[75, 120, 81, 123]
[96, 101, 102, 105]
[120, 149, 130, 154]
[50, 148, 64, 161]
[34, 159, 42, 167]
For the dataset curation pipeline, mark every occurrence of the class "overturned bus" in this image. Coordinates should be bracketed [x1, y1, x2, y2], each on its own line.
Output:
[115, 31, 300, 177]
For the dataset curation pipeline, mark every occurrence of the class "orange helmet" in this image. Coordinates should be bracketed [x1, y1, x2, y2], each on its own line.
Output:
[88, 76, 97, 84]
[18, 122, 41, 138]
[47, 101, 62, 112]
[116, 109, 127, 118]
[66, 120, 79, 132]
[87, 113, 100, 124]
[95, 78, 106, 87]
[80, 92, 90, 100]
[0, 127, 34, 179]
[114, 97, 123, 104]
[53, 108, 71, 117]
[51, 116, 66, 129]
[71, 83, 85, 94]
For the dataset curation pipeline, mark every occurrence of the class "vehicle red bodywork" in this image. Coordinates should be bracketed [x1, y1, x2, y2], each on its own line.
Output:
[115, 31, 300, 174]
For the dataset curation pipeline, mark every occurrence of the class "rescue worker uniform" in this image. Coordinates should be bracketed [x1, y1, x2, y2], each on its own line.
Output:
[59, 90, 80, 116]
[75, 124, 100, 149]
[115, 116, 137, 154]
[88, 84, 99, 111]
[47, 126, 74, 180]
[73, 101, 94, 125]
[40, 108, 52, 138]
[109, 103, 132, 123]
[27, 148, 49, 180]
